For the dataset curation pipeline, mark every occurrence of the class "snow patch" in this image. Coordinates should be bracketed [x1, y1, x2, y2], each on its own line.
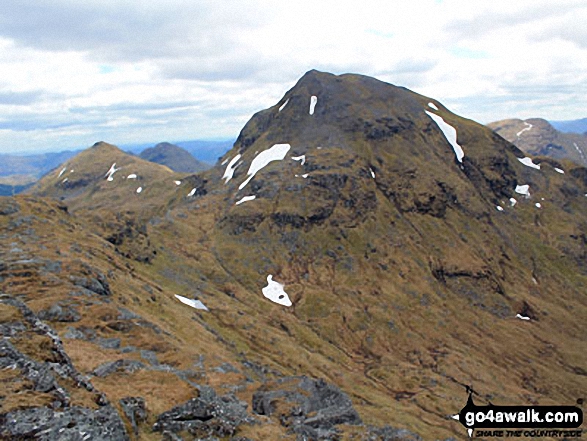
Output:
[236, 195, 256, 205]
[187, 188, 197, 197]
[223, 154, 242, 184]
[127, 174, 137, 179]
[516, 121, 532, 137]
[573, 142, 587, 164]
[517, 157, 540, 170]
[175, 294, 209, 311]
[174, 180, 181, 185]
[221, 158, 228, 166]
[425, 111, 464, 163]
[239, 144, 291, 190]
[58, 167, 67, 178]
[70, 169, 74, 173]
[136, 187, 142, 194]
[295, 174, 309, 178]
[292, 155, 306, 165]
[428, 102, 439, 111]
[496, 206, 504, 212]
[369, 168, 376, 178]
[279, 98, 289, 112]
[516, 313, 530, 321]
[554, 167, 564, 174]
[262, 275, 292, 307]
[309, 96, 317, 115]
[62, 178, 68, 183]
[535, 203, 541, 208]
[515, 184, 530, 197]
[510, 198, 517, 207]
[105, 163, 120, 181]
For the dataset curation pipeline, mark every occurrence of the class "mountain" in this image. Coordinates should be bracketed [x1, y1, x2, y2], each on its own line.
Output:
[139, 142, 211, 173]
[0, 149, 81, 195]
[122, 139, 233, 164]
[174, 139, 233, 163]
[488, 117, 587, 167]
[550, 117, 587, 134]
[0, 149, 81, 179]
[2, 71, 586, 440]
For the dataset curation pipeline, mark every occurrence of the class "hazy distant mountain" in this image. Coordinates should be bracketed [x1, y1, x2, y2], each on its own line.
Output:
[0, 150, 80, 178]
[0, 149, 81, 195]
[123, 139, 233, 163]
[488, 117, 587, 167]
[174, 139, 233, 163]
[550, 117, 587, 134]
[139, 142, 211, 173]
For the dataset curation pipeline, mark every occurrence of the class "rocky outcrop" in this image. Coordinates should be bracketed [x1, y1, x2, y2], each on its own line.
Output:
[153, 388, 256, 438]
[0, 295, 128, 440]
[252, 376, 362, 439]
[120, 397, 148, 436]
[0, 405, 129, 441]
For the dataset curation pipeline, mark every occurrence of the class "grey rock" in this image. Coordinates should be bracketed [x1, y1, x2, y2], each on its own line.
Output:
[93, 360, 146, 378]
[365, 426, 423, 441]
[213, 362, 240, 374]
[0, 295, 97, 396]
[70, 274, 111, 296]
[252, 376, 362, 434]
[38, 303, 81, 323]
[117, 307, 141, 320]
[0, 200, 20, 216]
[0, 405, 129, 440]
[63, 326, 96, 341]
[120, 397, 147, 435]
[0, 337, 69, 406]
[96, 338, 121, 350]
[0, 321, 27, 336]
[140, 349, 159, 365]
[153, 391, 255, 437]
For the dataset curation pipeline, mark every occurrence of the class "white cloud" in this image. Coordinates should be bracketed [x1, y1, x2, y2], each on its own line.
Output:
[0, 0, 585, 153]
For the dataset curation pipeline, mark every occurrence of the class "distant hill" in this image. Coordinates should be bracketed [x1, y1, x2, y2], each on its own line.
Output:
[31, 141, 184, 212]
[174, 139, 233, 163]
[0, 149, 81, 195]
[550, 118, 587, 134]
[0, 150, 80, 178]
[123, 139, 233, 164]
[488, 117, 587, 167]
[139, 142, 210, 173]
[0, 182, 33, 196]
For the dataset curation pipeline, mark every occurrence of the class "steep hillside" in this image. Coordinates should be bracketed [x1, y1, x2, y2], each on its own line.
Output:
[139, 142, 211, 173]
[3, 71, 586, 440]
[488, 117, 587, 167]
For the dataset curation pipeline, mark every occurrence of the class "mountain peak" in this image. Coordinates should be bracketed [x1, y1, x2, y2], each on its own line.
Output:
[90, 141, 121, 152]
[140, 142, 210, 173]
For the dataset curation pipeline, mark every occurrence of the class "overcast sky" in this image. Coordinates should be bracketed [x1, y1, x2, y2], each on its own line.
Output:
[0, 0, 585, 154]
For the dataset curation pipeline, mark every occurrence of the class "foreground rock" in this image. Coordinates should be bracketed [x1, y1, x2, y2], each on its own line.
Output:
[253, 376, 362, 439]
[0, 406, 129, 441]
[153, 387, 256, 438]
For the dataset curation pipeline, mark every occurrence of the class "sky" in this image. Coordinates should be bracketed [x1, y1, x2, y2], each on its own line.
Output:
[0, 0, 585, 154]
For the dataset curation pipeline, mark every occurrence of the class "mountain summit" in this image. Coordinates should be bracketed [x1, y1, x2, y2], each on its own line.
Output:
[2, 71, 586, 440]
[139, 142, 210, 173]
